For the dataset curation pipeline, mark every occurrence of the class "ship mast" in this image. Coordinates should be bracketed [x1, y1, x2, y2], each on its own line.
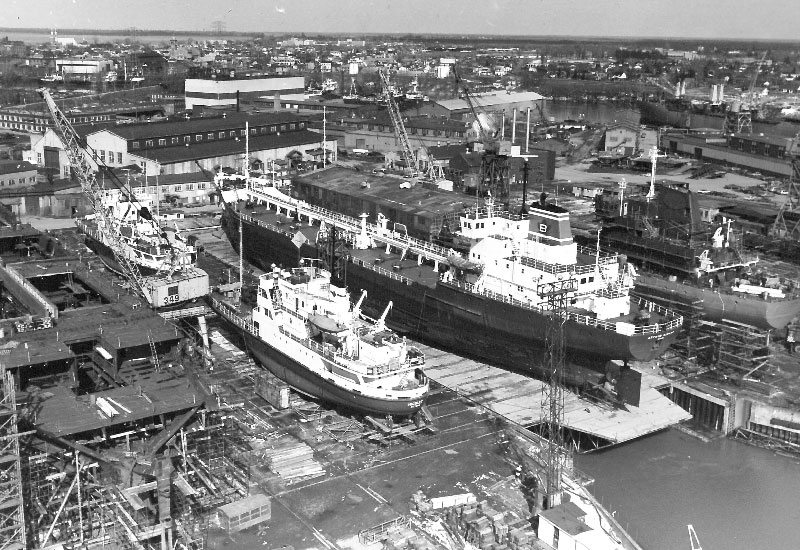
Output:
[647, 146, 658, 201]
[322, 106, 327, 166]
[240, 121, 248, 294]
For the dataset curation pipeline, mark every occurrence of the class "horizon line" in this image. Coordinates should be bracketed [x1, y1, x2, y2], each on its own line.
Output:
[0, 26, 797, 44]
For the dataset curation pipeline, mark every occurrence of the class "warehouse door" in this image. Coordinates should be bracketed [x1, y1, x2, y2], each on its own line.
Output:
[43, 146, 60, 171]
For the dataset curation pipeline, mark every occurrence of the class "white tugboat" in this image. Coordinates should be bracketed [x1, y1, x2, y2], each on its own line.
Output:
[208, 259, 430, 416]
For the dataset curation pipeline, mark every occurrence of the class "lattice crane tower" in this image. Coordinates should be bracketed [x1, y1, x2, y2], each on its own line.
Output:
[537, 277, 576, 510]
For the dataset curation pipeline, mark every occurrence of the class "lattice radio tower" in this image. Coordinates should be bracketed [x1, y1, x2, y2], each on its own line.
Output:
[537, 277, 576, 510]
[211, 20, 226, 36]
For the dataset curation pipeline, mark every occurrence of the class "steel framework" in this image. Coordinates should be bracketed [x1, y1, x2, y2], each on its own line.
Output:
[39, 88, 151, 301]
[379, 70, 416, 175]
[0, 365, 25, 550]
[536, 278, 577, 510]
[771, 159, 800, 239]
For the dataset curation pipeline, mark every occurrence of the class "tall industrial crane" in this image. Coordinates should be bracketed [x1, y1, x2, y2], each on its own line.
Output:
[743, 52, 768, 113]
[453, 66, 512, 197]
[379, 69, 417, 176]
[724, 52, 767, 135]
[39, 89, 209, 310]
[770, 132, 800, 239]
[39, 89, 153, 301]
[687, 525, 702, 550]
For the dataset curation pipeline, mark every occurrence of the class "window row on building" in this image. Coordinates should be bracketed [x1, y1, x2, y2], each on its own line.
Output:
[0, 112, 114, 133]
[129, 121, 306, 150]
[0, 176, 37, 187]
[728, 135, 791, 159]
[92, 150, 125, 165]
[134, 182, 208, 194]
[342, 120, 465, 138]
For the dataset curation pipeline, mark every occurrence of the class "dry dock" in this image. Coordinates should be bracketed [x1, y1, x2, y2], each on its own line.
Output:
[419, 344, 691, 450]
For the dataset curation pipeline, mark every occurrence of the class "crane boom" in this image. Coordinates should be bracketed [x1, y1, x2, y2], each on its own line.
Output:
[39, 88, 152, 303]
[379, 69, 417, 175]
[453, 66, 507, 157]
[687, 525, 702, 550]
[745, 52, 767, 109]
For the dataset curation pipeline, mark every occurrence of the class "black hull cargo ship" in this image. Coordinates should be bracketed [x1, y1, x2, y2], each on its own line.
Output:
[217, 170, 682, 394]
[594, 160, 800, 330]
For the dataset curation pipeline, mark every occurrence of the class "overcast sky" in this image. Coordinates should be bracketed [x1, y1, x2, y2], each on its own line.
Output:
[2, 0, 796, 40]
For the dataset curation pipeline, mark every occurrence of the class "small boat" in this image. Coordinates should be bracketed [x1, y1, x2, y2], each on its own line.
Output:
[76, 194, 209, 307]
[208, 260, 430, 416]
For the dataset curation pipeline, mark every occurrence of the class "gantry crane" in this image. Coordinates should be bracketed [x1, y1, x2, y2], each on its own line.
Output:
[379, 69, 417, 176]
[724, 52, 767, 135]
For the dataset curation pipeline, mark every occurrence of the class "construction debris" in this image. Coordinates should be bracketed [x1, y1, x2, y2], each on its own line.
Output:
[255, 436, 325, 481]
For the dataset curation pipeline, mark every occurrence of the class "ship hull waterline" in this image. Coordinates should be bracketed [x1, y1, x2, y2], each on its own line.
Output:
[82, 232, 161, 277]
[221, 206, 679, 381]
[208, 298, 426, 417]
[635, 273, 800, 331]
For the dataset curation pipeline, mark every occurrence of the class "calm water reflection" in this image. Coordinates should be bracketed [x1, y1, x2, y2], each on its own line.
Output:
[574, 429, 800, 550]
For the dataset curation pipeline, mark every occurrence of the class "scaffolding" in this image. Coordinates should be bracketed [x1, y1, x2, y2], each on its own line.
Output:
[0, 364, 25, 550]
[632, 290, 715, 369]
[22, 449, 119, 549]
[716, 320, 772, 381]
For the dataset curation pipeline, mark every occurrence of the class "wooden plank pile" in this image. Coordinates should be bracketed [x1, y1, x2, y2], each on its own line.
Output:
[259, 437, 325, 481]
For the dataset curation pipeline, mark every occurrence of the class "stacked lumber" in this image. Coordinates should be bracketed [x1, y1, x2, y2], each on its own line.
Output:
[261, 438, 324, 481]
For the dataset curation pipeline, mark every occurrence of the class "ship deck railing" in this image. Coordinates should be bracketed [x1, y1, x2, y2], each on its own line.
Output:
[234, 297, 415, 377]
[630, 296, 684, 332]
[366, 227, 454, 262]
[576, 244, 618, 261]
[595, 285, 629, 299]
[443, 280, 683, 335]
[239, 210, 303, 240]
[240, 190, 454, 263]
[516, 255, 613, 276]
[461, 206, 525, 222]
[350, 257, 413, 285]
[276, 324, 412, 377]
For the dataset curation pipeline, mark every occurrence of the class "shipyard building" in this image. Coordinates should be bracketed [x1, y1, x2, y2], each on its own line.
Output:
[325, 115, 468, 153]
[29, 111, 337, 177]
[409, 91, 545, 121]
[185, 76, 306, 111]
[659, 130, 799, 177]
